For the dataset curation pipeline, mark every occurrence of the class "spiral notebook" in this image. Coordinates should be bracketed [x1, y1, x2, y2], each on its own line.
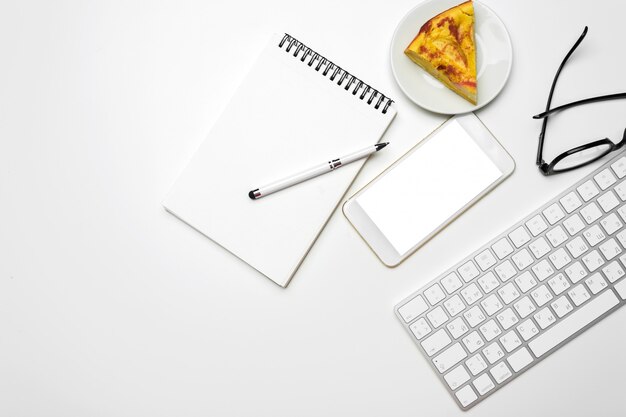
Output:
[163, 33, 397, 287]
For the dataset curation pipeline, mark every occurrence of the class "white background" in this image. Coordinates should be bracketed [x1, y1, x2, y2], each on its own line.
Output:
[2, 0, 626, 416]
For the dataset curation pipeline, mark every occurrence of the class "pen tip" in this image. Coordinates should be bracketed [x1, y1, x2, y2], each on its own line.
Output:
[248, 190, 258, 200]
[376, 142, 389, 151]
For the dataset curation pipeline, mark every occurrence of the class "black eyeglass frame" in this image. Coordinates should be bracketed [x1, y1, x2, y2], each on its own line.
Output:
[535, 26, 626, 176]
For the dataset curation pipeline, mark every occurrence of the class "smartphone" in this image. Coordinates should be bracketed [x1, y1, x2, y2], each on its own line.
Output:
[343, 114, 515, 267]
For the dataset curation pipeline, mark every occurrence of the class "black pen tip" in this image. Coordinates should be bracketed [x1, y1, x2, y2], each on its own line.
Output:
[248, 189, 259, 200]
[376, 142, 390, 151]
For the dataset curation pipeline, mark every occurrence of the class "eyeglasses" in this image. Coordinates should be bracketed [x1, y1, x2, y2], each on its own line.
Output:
[534, 26, 626, 176]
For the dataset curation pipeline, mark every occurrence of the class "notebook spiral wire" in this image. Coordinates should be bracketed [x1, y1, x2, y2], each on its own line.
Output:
[279, 34, 394, 114]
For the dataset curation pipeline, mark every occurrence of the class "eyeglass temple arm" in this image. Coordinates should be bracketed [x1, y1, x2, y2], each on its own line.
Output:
[533, 93, 626, 119]
[537, 26, 588, 166]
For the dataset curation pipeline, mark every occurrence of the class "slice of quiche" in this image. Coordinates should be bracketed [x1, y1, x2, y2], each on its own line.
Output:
[404, 1, 477, 104]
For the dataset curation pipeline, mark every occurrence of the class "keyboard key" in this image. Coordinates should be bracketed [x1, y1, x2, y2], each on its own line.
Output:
[549, 248, 571, 269]
[532, 259, 555, 282]
[398, 295, 428, 322]
[433, 343, 467, 373]
[600, 213, 623, 235]
[427, 306, 449, 328]
[582, 225, 606, 247]
[611, 156, 626, 178]
[494, 260, 517, 281]
[444, 294, 466, 317]
[424, 283, 446, 305]
[481, 294, 504, 316]
[560, 192, 582, 213]
[531, 284, 554, 306]
[475, 249, 497, 271]
[410, 318, 432, 340]
[543, 203, 565, 225]
[479, 319, 502, 341]
[509, 226, 531, 248]
[598, 190, 620, 212]
[512, 249, 534, 270]
[566, 236, 589, 258]
[499, 330, 522, 352]
[547, 273, 570, 296]
[602, 261, 625, 283]
[582, 250, 605, 272]
[465, 353, 488, 376]
[422, 328, 452, 356]
[498, 282, 521, 304]
[585, 273, 608, 294]
[594, 168, 617, 190]
[565, 261, 587, 283]
[496, 308, 519, 330]
[447, 316, 470, 339]
[577, 180, 600, 201]
[546, 225, 569, 247]
[491, 238, 514, 259]
[529, 290, 619, 357]
[490, 361, 512, 384]
[529, 237, 551, 258]
[563, 214, 585, 236]
[599, 238, 622, 260]
[478, 272, 500, 294]
[461, 283, 482, 305]
[517, 318, 539, 341]
[462, 331, 485, 353]
[551, 296, 574, 317]
[458, 261, 480, 282]
[526, 215, 548, 236]
[483, 341, 505, 364]
[441, 272, 463, 294]
[567, 284, 591, 307]
[513, 296, 536, 318]
[580, 202, 602, 224]
[472, 373, 495, 395]
[507, 347, 533, 372]
[463, 305, 486, 327]
[444, 365, 470, 390]
[455, 385, 478, 408]
[534, 307, 556, 329]
[515, 271, 538, 293]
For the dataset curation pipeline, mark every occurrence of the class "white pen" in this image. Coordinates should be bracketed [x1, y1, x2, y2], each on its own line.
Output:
[249, 142, 389, 200]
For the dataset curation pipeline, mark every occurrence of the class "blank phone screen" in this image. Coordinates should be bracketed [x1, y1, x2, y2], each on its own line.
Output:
[355, 120, 502, 255]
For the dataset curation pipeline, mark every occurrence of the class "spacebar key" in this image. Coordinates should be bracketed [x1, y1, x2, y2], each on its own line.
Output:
[529, 290, 619, 358]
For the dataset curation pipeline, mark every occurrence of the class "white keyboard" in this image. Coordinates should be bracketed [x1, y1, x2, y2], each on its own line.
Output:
[395, 151, 626, 410]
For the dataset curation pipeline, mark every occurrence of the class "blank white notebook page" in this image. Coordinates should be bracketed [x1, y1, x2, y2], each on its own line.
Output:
[163, 34, 396, 287]
[355, 120, 501, 255]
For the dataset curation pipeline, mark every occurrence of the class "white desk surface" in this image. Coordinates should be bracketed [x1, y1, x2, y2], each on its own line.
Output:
[2, 0, 626, 415]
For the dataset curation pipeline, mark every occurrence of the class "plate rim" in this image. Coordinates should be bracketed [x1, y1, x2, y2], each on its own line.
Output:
[390, 0, 513, 115]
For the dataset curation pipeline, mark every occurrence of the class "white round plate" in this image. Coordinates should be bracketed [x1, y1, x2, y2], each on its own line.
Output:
[390, 0, 513, 114]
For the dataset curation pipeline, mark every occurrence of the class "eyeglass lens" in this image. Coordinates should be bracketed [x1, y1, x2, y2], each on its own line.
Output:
[552, 143, 612, 171]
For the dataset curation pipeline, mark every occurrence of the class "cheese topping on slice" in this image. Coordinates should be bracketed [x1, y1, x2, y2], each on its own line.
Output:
[404, 1, 477, 104]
